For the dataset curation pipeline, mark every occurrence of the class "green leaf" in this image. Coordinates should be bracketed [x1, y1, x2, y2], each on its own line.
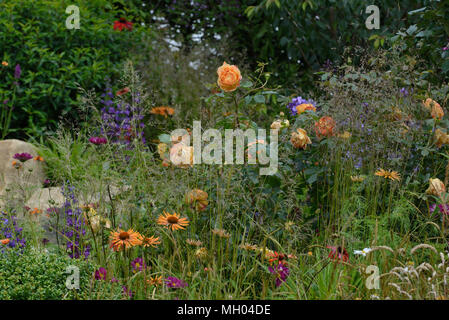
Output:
[254, 95, 265, 103]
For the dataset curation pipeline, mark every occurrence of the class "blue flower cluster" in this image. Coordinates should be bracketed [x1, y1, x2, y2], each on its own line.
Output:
[0, 212, 26, 254]
[61, 183, 90, 259]
[99, 87, 146, 147]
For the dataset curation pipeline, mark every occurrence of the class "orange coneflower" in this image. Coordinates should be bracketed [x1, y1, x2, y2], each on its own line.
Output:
[150, 106, 175, 118]
[1, 61, 8, 66]
[147, 275, 163, 286]
[34, 156, 44, 162]
[375, 169, 401, 181]
[1, 238, 10, 245]
[157, 211, 189, 231]
[109, 228, 143, 251]
[142, 235, 161, 248]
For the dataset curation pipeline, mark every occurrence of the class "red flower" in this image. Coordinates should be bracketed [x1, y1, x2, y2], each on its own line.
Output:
[327, 245, 349, 263]
[116, 87, 130, 96]
[113, 18, 133, 31]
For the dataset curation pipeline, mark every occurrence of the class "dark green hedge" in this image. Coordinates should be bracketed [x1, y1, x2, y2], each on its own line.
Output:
[0, 0, 153, 138]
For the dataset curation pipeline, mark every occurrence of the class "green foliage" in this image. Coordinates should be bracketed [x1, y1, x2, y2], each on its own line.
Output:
[0, 249, 95, 300]
[0, 0, 153, 138]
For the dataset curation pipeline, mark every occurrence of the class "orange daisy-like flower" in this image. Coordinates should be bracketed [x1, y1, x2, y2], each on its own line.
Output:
[34, 156, 44, 162]
[150, 106, 175, 118]
[1, 238, 10, 245]
[157, 211, 189, 231]
[1, 61, 8, 66]
[375, 169, 401, 181]
[109, 228, 143, 251]
[143, 235, 161, 247]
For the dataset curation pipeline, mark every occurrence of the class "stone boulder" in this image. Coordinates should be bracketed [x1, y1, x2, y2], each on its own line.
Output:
[0, 139, 46, 195]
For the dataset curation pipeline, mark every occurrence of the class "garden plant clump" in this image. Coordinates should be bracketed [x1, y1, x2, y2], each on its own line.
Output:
[0, 0, 449, 302]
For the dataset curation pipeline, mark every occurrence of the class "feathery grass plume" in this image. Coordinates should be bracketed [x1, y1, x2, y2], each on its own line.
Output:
[410, 244, 438, 255]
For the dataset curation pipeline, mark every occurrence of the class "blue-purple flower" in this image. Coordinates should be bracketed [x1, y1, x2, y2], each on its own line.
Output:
[14, 64, 21, 79]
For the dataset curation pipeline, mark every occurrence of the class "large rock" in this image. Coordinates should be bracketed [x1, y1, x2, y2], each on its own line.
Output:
[0, 139, 46, 195]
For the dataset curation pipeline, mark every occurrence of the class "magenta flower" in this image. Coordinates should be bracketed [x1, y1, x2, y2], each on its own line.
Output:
[268, 262, 290, 287]
[165, 276, 188, 288]
[13, 152, 33, 162]
[94, 267, 107, 280]
[122, 285, 133, 298]
[89, 137, 107, 145]
[430, 203, 449, 215]
[131, 257, 146, 273]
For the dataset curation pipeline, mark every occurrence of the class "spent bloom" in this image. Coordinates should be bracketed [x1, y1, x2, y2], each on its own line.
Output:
[185, 189, 209, 212]
[290, 128, 312, 149]
[426, 178, 446, 197]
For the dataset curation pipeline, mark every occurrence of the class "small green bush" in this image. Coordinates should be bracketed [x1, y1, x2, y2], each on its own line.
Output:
[0, 249, 96, 300]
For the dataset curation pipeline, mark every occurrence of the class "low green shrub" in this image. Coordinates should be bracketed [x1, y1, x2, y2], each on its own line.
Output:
[0, 248, 96, 300]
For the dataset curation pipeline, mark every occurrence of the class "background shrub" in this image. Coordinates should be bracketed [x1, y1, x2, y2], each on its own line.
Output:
[0, 0, 154, 139]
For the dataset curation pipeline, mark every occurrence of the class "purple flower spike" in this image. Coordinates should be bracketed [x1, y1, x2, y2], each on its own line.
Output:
[13, 152, 33, 162]
[14, 64, 21, 79]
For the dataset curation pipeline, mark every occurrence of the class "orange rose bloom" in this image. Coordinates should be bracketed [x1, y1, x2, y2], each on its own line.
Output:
[315, 116, 336, 139]
[295, 103, 316, 115]
[217, 62, 242, 92]
[290, 128, 312, 149]
[423, 98, 444, 120]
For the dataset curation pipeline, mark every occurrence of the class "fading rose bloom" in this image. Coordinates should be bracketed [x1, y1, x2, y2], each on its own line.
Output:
[270, 119, 290, 130]
[295, 103, 316, 115]
[217, 62, 242, 92]
[423, 98, 444, 120]
[169, 143, 194, 168]
[314, 116, 336, 139]
[185, 189, 208, 212]
[434, 129, 449, 148]
[290, 128, 311, 149]
[426, 178, 446, 197]
[337, 131, 351, 139]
